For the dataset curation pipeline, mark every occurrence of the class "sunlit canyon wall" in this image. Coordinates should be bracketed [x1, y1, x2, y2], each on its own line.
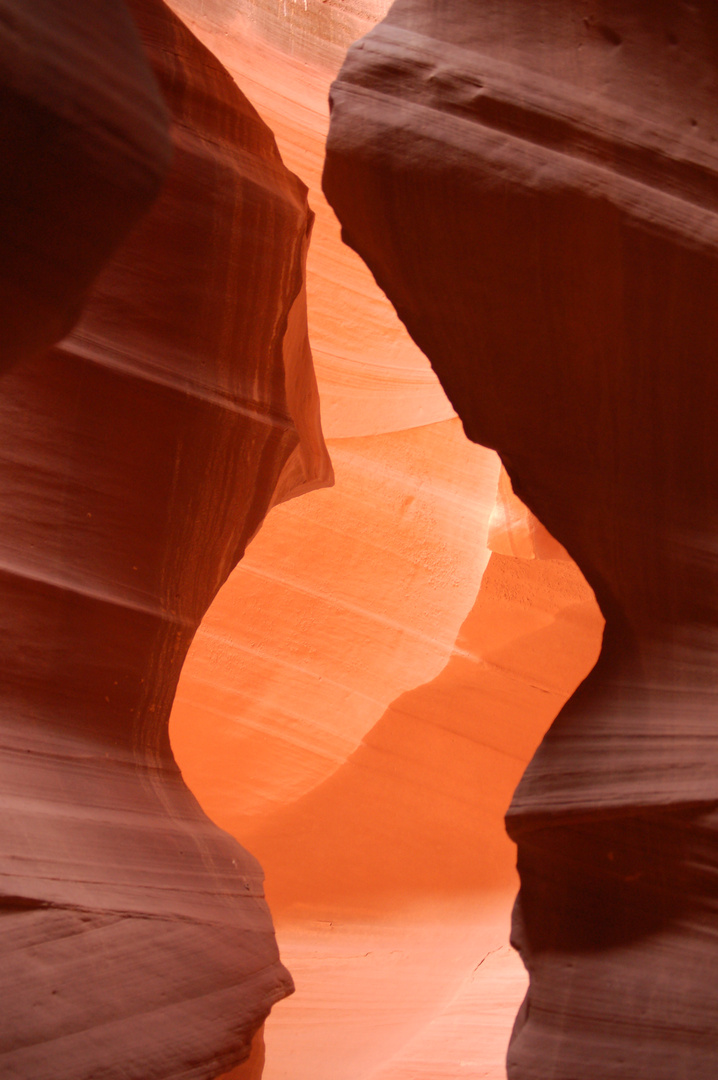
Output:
[165, 3, 601, 1080]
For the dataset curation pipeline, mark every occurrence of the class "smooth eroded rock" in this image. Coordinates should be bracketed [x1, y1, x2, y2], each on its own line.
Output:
[0, 2, 330, 1077]
[324, 1, 718, 1075]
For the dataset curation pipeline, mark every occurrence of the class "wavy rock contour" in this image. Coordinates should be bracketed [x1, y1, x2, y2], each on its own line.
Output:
[0, 1, 329, 1077]
[165, 6, 602, 1077]
[324, 1, 718, 1076]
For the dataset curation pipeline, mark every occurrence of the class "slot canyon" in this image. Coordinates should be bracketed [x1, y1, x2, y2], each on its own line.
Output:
[0, 2, 715, 1079]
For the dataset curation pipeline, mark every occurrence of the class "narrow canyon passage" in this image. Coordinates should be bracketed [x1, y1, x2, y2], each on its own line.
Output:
[173, 493, 602, 1079]
[166, 5, 603, 1077]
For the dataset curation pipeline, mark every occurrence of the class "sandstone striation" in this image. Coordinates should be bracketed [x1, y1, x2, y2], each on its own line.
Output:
[0, 0, 171, 369]
[172, 418, 500, 826]
[324, 1, 718, 1075]
[167, 0, 450, 439]
[0, 2, 329, 1077]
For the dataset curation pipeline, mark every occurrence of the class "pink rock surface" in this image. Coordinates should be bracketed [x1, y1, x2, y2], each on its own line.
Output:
[0, 1, 645, 1076]
[184, 528, 600, 1080]
[365, 944, 528, 1080]
[246, 551, 600, 918]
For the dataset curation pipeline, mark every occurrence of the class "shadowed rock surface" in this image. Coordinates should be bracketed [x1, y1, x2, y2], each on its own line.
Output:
[0, 0, 172, 369]
[324, 1, 718, 1075]
[0, 1, 330, 1077]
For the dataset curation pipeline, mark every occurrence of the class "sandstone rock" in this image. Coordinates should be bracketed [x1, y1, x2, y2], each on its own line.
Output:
[167, 0, 451, 438]
[0, 0, 171, 368]
[488, 467, 569, 561]
[0, 2, 329, 1077]
[237, 546, 600, 1080]
[163, 5, 602, 1078]
[172, 418, 499, 826]
[324, 1, 718, 1075]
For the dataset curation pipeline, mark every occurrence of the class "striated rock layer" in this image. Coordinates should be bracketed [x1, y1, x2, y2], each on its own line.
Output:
[0, 0, 172, 369]
[0, 2, 330, 1077]
[324, 1, 718, 1076]
[167, 0, 450, 439]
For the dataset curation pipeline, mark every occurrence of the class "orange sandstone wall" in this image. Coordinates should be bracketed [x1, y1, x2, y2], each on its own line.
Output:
[167, 0, 448, 438]
[165, 4, 604, 1079]
[185, 503, 601, 1080]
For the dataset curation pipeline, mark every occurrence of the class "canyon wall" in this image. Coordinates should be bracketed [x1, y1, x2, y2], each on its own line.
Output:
[2, 1, 680, 1077]
[0, 2, 330, 1077]
[323, 1, 718, 1076]
[0, 0, 171, 368]
[166, 4, 602, 1079]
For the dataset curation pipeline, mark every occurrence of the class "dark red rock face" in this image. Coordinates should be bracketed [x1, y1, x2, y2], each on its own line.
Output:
[324, 1, 718, 1075]
[0, 0, 171, 367]
[0, 1, 328, 1076]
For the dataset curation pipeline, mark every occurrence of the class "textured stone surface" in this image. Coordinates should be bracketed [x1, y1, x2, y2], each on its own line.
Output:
[172, 419, 500, 825]
[166, 4, 604, 1078]
[0, 2, 329, 1077]
[3, 0, 662, 1076]
[0, 0, 171, 368]
[167, 0, 450, 438]
[324, 1, 718, 1075]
